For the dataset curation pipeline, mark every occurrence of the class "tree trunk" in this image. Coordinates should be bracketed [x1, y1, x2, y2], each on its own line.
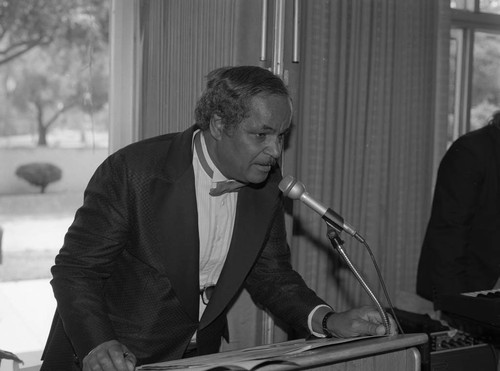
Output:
[36, 104, 48, 146]
[38, 124, 48, 146]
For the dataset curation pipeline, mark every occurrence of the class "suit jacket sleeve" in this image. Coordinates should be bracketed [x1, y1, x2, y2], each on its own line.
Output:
[244, 200, 327, 336]
[419, 137, 486, 298]
[50, 152, 132, 359]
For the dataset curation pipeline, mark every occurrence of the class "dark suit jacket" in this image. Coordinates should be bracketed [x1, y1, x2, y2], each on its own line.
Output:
[417, 124, 500, 302]
[40, 125, 326, 370]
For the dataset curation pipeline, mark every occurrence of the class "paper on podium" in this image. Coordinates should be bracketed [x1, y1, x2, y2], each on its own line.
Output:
[137, 335, 384, 370]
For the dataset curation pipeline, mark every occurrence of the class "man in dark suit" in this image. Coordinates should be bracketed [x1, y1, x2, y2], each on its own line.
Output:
[417, 111, 500, 304]
[41, 66, 395, 371]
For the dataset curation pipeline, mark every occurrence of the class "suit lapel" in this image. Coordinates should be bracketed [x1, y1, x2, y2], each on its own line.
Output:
[199, 175, 281, 329]
[149, 126, 200, 322]
[144, 126, 283, 327]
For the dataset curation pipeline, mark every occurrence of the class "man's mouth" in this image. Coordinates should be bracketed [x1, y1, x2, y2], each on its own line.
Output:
[254, 162, 275, 172]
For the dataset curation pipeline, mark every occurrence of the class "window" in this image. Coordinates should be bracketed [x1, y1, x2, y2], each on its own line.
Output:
[448, 0, 500, 146]
[452, 0, 500, 14]
[0, 1, 110, 366]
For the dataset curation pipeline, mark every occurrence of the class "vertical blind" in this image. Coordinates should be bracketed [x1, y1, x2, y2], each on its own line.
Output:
[139, 0, 237, 139]
[290, 0, 444, 312]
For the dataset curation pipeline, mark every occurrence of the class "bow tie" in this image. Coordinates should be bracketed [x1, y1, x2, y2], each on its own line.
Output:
[209, 179, 246, 196]
[195, 131, 246, 196]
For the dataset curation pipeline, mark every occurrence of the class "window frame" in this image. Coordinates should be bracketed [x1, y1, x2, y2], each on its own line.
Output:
[109, 0, 140, 153]
[449, 6, 500, 140]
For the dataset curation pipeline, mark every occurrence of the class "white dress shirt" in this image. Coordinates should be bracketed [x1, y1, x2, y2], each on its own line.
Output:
[192, 130, 330, 337]
[193, 130, 237, 319]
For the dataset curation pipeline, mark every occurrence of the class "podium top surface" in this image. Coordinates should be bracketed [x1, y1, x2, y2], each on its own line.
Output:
[138, 333, 428, 371]
[275, 333, 428, 370]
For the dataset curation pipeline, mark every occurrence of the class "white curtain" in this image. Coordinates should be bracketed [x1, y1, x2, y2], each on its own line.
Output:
[138, 0, 238, 138]
[288, 0, 448, 313]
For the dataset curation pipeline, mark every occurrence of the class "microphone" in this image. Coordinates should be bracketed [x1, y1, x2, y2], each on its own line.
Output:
[278, 175, 360, 239]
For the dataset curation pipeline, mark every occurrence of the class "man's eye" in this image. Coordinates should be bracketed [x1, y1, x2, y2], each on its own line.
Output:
[256, 133, 267, 138]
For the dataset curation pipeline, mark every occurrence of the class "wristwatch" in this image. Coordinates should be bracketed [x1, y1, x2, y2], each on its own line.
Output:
[322, 311, 335, 338]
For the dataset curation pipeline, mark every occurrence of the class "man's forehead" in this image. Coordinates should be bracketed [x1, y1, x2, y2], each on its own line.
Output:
[244, 118, 291, 133]
[249, 93, 291, 108]
[249, 94, 292, 114]
[263, 120, 291, 131]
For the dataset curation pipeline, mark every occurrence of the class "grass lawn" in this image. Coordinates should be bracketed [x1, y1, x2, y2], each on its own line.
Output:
[0, 191, 81, 282]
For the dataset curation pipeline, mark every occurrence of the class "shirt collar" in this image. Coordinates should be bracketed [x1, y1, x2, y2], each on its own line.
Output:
[194, 130, 228, 183]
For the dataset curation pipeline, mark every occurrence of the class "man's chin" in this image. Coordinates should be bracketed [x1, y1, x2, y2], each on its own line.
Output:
[246, 172, 270, 185]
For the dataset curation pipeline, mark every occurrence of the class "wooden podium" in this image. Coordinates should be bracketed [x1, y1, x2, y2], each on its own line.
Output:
[264, 334, 429, 371]
[138, 334, 429, 371]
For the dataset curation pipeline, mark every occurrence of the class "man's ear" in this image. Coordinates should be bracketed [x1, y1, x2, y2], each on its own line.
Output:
[209, 114, 224, 140]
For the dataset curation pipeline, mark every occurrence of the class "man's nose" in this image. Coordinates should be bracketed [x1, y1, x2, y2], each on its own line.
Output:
[265, 137, 282, 158]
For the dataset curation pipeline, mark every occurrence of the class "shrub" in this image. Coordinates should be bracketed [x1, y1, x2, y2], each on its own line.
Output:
[15, 162, 62, 193]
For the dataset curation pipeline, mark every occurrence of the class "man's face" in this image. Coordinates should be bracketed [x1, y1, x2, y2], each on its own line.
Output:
[210, 94, 292, 184]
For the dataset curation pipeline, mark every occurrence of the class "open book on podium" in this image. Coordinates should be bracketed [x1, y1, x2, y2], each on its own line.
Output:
[137, 334, 428, 371]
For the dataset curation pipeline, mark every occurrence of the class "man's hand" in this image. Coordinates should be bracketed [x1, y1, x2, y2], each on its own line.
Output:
[326, 306, 398, 338]
[83, 340, 136, 371]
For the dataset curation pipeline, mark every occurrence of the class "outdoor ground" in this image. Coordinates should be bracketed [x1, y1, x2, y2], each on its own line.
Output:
[0, 192, 81, 281]
[0, 191, 82, 370]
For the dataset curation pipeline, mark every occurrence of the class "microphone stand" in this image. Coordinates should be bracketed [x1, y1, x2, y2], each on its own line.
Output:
[325, 221, 391, 334]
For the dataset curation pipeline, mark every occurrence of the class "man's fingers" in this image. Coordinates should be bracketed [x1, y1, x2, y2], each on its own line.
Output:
[121, 348, 137, 371]
[109, 347, 136, 371]
[84, 348, 114, 371]
[126, 358, 135, 371]
[375, 324, 388, 335]
[326, 307, 399, 338]
[83, 340, 136, 371]
[353, 317, 385, 336]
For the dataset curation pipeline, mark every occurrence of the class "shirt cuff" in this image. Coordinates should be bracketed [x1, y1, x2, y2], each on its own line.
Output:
[308, 304, 334, 338]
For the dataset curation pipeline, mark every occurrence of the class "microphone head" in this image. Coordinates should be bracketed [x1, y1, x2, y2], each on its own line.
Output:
[278, 175, 305, 200]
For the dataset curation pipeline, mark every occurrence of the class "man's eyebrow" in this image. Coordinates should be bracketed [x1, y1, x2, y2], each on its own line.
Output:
[257, 125, 290, 134]
[259, 124, 275, 132]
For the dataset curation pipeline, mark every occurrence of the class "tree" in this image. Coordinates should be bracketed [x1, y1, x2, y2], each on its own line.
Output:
[9, 47, 108, 146]
[15, 162, 62, 193]
[0, 0, 109, 66]
[0, 0, 110, 146]
[472, 33, 500, 107]
[471, 32, 500, 129]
